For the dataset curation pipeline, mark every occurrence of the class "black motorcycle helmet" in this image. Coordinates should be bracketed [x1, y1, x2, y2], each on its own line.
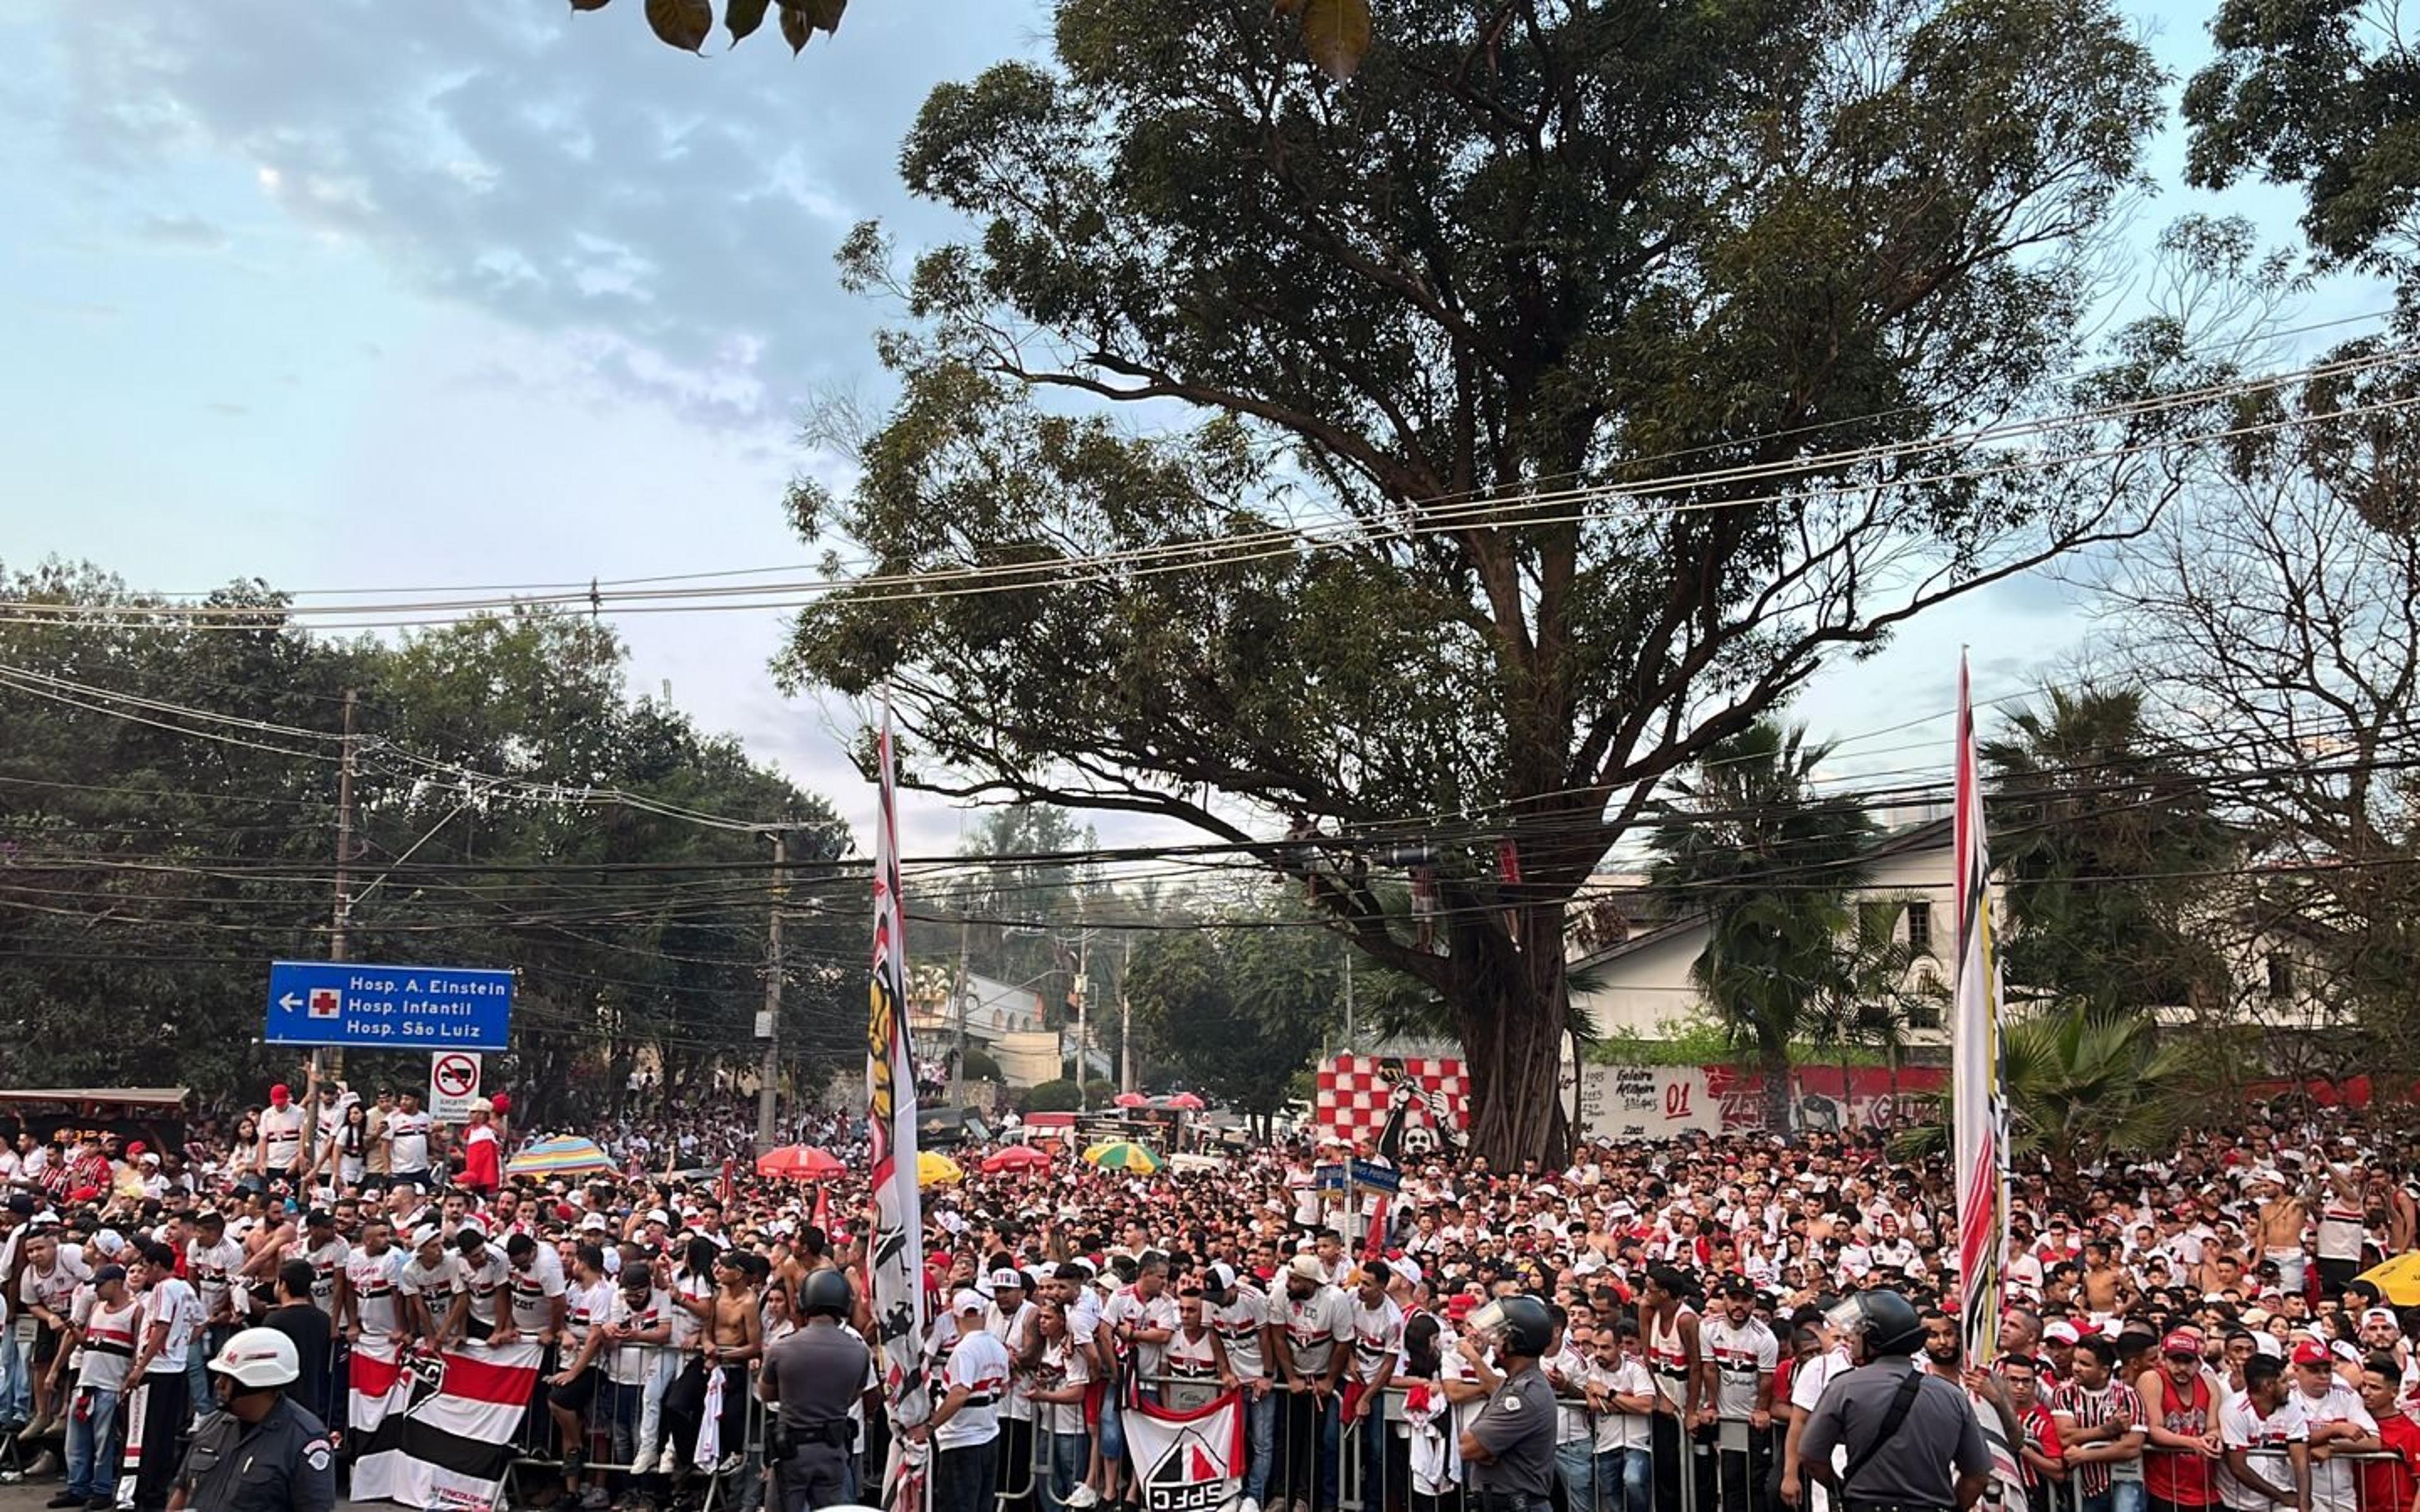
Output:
[800, 1268, 855, 1320]
[1827, 1288, 1925, 1358]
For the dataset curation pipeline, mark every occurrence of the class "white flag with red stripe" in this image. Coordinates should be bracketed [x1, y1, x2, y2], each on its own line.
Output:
[350, 1339, 543, 1512]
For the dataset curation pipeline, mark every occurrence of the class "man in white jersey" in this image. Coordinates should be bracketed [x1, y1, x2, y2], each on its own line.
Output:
[58, 1262, 142, 1509]
[927, 1291, 1013, 1512]
[397, 1224, 461, 1352]
[342, 1218, 407, 1347]
[1276, 1252, 1354, 1512]
[1701, 1276, 1779, 1512]
[441, 1227, 511, 1346]
[255, 1084, 309, 1189]
[124, 1238, 200, 1512]
[985, 1263, 1040, 1512]
[545, 1241, 618, 1510]
[285, 1208, 350, 1319]
[384, 1092, 434, 1191]
[2219, 1353, 2308, 1512]
[1346, 1261, 1405, 1511]
[501, 1232, 569, 1347]
[1206, 1261, 1278, 1512]
[2288, 1340, 2378, 1512]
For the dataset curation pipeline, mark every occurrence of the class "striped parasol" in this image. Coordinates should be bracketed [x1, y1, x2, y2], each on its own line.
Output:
[1082, 1141, 1161, 1174]
[504, 1135, 618, 1179]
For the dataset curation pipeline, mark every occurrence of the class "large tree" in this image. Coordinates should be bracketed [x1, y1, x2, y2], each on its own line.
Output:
[776, 0, 2176, 1163]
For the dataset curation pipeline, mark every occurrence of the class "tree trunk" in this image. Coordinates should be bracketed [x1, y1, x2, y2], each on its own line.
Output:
[1765, 1044, 1795, 1135]
[1450, 903, 1572, 1169]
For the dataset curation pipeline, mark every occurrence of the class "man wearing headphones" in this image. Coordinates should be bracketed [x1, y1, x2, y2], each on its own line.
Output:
[1797, 1290, 1992, 1512]
[761, 1269, 872, 1512]
[165, 1327, 333, 1512]
[1457, 1292, 1560, 1512]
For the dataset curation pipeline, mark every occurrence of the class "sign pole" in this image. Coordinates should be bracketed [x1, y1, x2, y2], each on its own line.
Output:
[321, 687, 358, 1088]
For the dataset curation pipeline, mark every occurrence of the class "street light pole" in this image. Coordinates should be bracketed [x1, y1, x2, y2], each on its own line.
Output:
[756, 830, 785, 1152]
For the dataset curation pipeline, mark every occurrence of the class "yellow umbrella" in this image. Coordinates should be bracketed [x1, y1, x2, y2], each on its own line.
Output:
[1083, 1140, 1161, 1174]
[2357, 1251, 2420, 1305]
[917, 1150, 964, 1187]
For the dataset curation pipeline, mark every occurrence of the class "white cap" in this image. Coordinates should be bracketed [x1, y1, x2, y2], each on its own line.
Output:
[990, 1268, 1026, 1292]
[579, 1213, 611, 1233]
[2044, 1320, 2080, 1345]
[953, 1289, 988, 1316]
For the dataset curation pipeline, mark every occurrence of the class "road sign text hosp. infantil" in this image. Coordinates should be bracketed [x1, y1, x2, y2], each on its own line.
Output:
[264, 960, 512, 1050]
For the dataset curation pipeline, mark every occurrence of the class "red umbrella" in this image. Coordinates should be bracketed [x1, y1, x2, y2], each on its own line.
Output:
[981, 1145, 1052, 1174]
[1165, 1092, 1206, 1111]
[1112, 1091, 1148, 1109]
[756, 1145, 846, 1181]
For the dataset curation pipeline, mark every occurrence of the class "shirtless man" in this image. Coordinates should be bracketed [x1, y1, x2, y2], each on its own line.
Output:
[2254, 1172, 2313, 1297]
[2081, 1240, 2136, 1316]
[668, 1247, 764, 1478]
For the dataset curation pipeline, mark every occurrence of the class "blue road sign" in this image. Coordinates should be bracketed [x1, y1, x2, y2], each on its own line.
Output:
[1348, 1159, 1402, 1193]
[265, 960, 512, 1050]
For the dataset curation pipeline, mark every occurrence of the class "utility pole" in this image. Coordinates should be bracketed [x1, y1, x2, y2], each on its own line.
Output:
[322, 689, 357, 1088]
[1073, 931, 1092, 1109]
[1118, 935, 1134, 1095]
[951, 917, 971, 1104]
[756, 830, 785, 1152]
[1344, 946, 1356, 1052]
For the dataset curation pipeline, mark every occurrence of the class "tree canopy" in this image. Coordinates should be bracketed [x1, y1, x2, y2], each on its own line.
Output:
[775, 0, 2177, 1164]
[0, 561, 856, 1125]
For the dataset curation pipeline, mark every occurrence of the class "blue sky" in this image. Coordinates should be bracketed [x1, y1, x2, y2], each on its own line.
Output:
[0, 0, 2378, 859]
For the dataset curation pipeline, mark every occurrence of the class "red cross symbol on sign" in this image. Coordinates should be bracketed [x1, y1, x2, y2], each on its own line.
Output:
[432, 1053, 479, 1099]
[307, 987, 342, 1019]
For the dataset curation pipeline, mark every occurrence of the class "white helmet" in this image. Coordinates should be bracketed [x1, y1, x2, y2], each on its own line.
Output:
[209, 1327, 300, 1389]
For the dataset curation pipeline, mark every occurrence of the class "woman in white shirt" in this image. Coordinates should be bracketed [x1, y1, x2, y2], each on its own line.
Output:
[1029, 1299, 1093, 1512]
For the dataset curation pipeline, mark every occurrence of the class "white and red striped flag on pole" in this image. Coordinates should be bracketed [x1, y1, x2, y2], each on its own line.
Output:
[867, 692, 931, 1512]
[1952, 655, 2022, 1504]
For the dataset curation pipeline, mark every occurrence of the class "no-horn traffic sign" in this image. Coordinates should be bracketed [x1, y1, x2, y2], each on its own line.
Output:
[429, 1051, 482, 1123]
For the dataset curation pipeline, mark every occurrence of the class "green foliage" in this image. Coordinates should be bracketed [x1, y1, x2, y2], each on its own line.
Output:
[1981, 685, 2234, 1018]
[1081, 1079, 1117, 1108]
[1124, 894, 1407, 1117]
[959, 1047, 1003, 1083]
[1894, 1005, 2206, 1171]
[0, 563, 856, 1124]
[1024, 1078, 1081, 1113]
[1645, 721, 1881, 1124]
[570, 0, 845, 55]
[776, 0, 2169, 1164]
[2182, 0, 2420, 275]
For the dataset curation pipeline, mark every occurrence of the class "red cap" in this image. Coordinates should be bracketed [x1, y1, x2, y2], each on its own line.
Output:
[125, 1141, 144, 1157]
[491, 1091, 511, 1115]
[2292, 1341, 2333, 1368]
[2162, 1331, 2201, 1358]
[269, 1084, 291, 1106]
[1446, 1294, 1478, 1321]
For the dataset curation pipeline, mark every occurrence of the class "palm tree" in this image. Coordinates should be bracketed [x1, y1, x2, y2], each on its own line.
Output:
[1647, 721, 1878, 1131]
[1811, 898, 1939, 1123]
[1893, 1003, 2202, 1177]
[1981, 685, 2233, 1018]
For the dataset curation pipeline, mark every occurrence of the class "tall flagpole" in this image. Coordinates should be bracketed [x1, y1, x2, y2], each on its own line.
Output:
[867, 691, 931, 1511]
[1952, 653, 2022, 1501]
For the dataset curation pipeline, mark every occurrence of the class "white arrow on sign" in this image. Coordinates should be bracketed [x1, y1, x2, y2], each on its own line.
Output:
[279, 993, 303, 1011]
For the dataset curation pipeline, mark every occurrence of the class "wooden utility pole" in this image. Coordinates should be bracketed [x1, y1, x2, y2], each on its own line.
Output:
[322, 688, 357, 1086]
[756, 830, 785, 1151]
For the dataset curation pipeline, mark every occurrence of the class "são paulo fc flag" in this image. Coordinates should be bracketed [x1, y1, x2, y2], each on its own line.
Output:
[1122, 1391, 1245, 1512]
[350, 1339, 543, 1512]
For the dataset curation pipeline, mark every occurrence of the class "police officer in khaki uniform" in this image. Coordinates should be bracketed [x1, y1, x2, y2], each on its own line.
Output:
[166, 1327, 335, 1512]
[1795, 1290, 1990, 1512]
[761, 1269, 872, 1511]
[1458, 1293, 1559, 1512]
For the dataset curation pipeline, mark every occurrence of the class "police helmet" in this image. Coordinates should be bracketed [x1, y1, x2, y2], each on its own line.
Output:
[800, 1268, 856, 1320]
[1491, 1294, 1555, 1358]
[1826, 1288, 1925, 1357]
[210, 1326, 302, 1389]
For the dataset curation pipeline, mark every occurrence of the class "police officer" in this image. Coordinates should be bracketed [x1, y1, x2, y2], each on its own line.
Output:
[1457, 1293, 1559, 1512]
[165, 1327, 335, 1512]
[1795, 1290, 1990, 1512]
[761, 1268, 872, 1512]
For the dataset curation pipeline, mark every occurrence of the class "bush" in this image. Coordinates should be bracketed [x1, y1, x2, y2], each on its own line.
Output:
[1025, 1079, 1081, 1113]
[960, 1048, 1003, 1083]
[1083, 1079, 1117, 1108]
